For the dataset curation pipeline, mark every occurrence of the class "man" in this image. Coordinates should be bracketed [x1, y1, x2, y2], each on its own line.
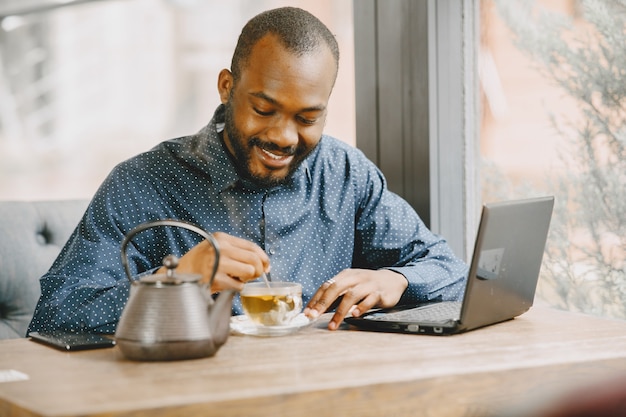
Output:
[27, 7, 467, 335]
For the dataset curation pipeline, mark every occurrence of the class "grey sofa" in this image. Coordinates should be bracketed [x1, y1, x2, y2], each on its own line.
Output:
[0, 200, 89, 339]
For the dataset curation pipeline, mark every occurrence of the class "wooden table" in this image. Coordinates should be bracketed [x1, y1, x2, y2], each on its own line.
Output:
[1, 306, 626, 417]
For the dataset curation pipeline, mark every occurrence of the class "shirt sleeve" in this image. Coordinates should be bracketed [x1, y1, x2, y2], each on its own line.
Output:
[26, 163, 161, 335]
[353, 160, 468, 304]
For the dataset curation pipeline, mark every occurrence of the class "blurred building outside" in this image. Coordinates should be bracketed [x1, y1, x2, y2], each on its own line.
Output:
[480, 0, 625, 319]
[0, 0, 355, 200]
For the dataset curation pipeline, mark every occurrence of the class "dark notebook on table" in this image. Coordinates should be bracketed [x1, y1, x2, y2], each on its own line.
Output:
[345, 196, 555, 335]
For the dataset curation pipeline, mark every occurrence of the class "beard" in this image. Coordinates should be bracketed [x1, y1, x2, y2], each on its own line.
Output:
[223, 101, 314, 188]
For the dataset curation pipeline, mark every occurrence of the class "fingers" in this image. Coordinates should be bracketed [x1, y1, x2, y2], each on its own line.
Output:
[326, 285, 375, 331]
[210, 272, 247, 292]
[212, 232, 270, 281]
[304, 277, 344, 319]
[304, 269, 408, 331]
[304, 273, 362, 330]
[174, 233, 270, 292]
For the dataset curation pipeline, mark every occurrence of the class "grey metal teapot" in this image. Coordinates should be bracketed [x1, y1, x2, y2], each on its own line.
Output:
[115, 219, 235, 361]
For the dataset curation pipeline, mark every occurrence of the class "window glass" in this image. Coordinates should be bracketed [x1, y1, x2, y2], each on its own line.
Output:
[0, 0, 355, 200]
[480, 0, 625, 319]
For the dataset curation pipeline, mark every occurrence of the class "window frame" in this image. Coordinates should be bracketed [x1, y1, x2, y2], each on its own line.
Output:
[353, 0, 480, 260]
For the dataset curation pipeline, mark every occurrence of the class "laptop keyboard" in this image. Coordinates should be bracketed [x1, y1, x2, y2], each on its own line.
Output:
[366, 301, 462, 322]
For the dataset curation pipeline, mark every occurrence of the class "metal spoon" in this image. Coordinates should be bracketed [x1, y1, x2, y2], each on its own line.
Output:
[261, 272, 271, 288]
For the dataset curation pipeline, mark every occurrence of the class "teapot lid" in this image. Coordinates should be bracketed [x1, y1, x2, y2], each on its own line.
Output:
[137, 254, 201, 285]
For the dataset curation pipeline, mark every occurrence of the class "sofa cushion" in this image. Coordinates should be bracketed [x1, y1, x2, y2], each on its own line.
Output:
[0, 200, 89, 339]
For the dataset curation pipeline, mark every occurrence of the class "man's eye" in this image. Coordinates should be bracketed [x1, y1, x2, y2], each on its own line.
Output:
[297, 116, 317, 125]
[254, 108, 273, 116]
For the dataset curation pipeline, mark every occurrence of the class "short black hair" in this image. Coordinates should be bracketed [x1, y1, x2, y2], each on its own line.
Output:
[230, 7, 340, 83]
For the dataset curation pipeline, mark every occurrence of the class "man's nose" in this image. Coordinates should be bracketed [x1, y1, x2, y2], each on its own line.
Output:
[266, 117, 298, 148]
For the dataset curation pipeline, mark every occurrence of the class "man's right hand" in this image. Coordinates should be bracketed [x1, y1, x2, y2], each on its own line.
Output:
[157, 232, 270, 292]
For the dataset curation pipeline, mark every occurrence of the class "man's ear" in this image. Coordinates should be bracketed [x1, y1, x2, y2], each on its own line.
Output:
[217, 69, 234, 104]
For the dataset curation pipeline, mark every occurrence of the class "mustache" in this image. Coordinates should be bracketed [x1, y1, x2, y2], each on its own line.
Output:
[249, 137, 301, 156]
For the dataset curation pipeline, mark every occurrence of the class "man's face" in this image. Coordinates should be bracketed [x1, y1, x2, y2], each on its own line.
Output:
[218, 34, 336, 188]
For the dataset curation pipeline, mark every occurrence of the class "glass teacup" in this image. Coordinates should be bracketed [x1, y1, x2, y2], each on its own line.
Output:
[241, 282, 303, 326]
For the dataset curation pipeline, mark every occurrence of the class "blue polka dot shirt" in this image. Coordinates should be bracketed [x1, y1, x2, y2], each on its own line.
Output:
[27, 105, 468, 335]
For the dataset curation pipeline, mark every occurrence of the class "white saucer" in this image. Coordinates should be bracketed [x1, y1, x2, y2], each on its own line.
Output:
[230, 313, 313, 337]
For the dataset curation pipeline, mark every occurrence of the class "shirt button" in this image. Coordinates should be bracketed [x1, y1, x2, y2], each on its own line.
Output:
[269, 247, 276, 255]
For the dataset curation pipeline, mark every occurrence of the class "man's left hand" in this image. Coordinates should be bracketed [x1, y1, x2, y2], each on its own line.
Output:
[303, 269, 408, 330]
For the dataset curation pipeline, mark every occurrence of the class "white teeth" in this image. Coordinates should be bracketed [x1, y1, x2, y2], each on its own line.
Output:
[261, 148, 285, 160]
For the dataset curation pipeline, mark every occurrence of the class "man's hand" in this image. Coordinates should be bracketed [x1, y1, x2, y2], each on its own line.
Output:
[157, 232, 270, 292]
[303, 269, 408, 330]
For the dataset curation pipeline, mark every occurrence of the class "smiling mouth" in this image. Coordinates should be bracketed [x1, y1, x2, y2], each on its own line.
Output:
[257, 146, 294, 168]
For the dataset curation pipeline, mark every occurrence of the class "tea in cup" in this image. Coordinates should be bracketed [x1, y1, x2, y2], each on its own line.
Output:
[241, 282, 303, 326]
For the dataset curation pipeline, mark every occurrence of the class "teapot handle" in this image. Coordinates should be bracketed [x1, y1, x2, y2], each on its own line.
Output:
[120, 219, 220, 287]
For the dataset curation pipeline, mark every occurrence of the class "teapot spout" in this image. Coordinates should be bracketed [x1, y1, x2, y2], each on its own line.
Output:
[209, 289, 236, 348]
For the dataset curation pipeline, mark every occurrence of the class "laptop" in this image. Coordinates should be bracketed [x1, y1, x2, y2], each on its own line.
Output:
[344, 196, 555, 335]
